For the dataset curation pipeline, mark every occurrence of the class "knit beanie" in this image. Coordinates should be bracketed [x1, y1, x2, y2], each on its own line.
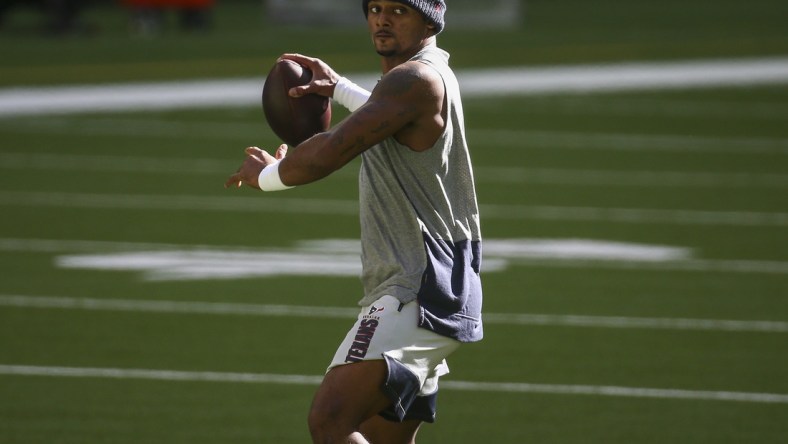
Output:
[362, 0, 447, 34]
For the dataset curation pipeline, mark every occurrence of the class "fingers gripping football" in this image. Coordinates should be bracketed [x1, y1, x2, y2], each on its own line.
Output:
[278, 53, 341, 98]
[262, 58, 332, 147]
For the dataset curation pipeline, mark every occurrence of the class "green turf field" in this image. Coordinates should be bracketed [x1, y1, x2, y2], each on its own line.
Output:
[1, 1, 787, 442]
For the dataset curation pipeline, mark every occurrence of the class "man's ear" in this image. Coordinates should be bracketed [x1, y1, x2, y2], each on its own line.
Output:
[425, 23, 436, 36]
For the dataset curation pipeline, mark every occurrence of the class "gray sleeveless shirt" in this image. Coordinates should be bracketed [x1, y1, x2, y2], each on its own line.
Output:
[358, 46, 483, 342]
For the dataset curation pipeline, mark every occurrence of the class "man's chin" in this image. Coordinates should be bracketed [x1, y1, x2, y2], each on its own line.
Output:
[375, 48, 396, 57]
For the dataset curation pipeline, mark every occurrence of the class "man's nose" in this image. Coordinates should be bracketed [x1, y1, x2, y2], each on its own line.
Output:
[376, 11, 392, 26]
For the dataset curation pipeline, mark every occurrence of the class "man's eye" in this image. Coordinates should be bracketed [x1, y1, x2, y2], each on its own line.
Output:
[394, 8, 406, 15]
[369, 6, 380, 13]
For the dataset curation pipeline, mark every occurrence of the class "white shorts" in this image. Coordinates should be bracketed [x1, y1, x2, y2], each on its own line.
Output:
[328, 295, 461, 422]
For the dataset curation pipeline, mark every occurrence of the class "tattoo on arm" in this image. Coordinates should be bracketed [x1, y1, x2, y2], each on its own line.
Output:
[374, 65, 422, 98]
[371, 120, 390, 134]
[330, 124, 368, 159]
[323, 65, 429, 161]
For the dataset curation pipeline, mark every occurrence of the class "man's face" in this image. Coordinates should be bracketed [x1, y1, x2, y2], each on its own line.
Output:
[366, 1, 432, 57]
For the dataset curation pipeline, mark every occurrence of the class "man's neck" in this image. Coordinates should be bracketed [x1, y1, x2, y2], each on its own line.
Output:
[380, 38, 436, 74]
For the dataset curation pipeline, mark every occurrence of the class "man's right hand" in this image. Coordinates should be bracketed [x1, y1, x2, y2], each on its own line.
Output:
[278, 53, 340, 99]
[224, 145, 287, 190]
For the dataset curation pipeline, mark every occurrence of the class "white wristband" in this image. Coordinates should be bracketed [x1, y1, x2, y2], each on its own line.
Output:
[257, 161, 294, 192]
[334, 77, 371, 112]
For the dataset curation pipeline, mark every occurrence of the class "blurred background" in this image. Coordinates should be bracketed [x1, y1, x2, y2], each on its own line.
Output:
[1, 1, 787, 443]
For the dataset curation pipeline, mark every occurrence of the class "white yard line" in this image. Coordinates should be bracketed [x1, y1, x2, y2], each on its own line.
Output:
[1, 294, 786, 333]
[470, 129, 788, 154]
[473, 167, 788, 188]
[457, 57, 788, 96]
[1, 190, 787, 227]
[2, 236, 787, 276]
[1, 57, 787, 116]
[0, 365, 323, 386]
[488, 96, 788, 121]
[1, 364, 786, 404]
[2, 151, 786, 188]
[480, 203, 788, 227]
[1, 118, 786, 154]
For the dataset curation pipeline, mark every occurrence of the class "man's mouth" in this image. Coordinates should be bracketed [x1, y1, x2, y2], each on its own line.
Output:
[375, 31, 394, 39]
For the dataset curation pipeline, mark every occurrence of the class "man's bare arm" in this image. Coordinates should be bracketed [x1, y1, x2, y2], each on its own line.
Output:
[276, 61, 441, 186]
[225, 60, 442, 190]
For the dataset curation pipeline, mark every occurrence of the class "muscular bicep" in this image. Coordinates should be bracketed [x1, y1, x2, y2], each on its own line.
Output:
[330, 96, 417, 158]
[278, 63, 439, 185]
[276, 98, 415, 186]
[327, 63, 441, 158]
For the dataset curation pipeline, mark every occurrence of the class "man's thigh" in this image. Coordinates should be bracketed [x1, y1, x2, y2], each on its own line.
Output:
[360, 415, 421, 444]
[309, 360, 421, 444]
[309, 360, 392, 428]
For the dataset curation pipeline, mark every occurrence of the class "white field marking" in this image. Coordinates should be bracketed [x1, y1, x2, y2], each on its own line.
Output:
[3, 151, 787, 188]
[54, 249, 788, 277]
[2, 294, 788, 334]
[51, 239, 683, 281]
[0, 115, 238, 142]
[0, 78, 268, 117]
[1, 57, 788, 116]
[480, 203, 788, 227]
[470, 129, 788, 154]
[473, 167, 788, 188]
[0, 365, 323, 386]
[1, 190, 787, 227]
[0, 116, 266, 139]
[481, 238, 689, 262]
[491, 96, 788, 121]
[55, 250, 371, 281]
[456, 57, 788, 97]
[0, 237, 685, 260]
[1, 115, 786, 155]
[0, 295, 359, 320]
[1, 364, 787, 404]
[0, 237, 216, 254]
[0, 151, 229, 175]
[4, 236, 787, 276]
[503, 257, 788, 275]
[0, 190, 360, 216]
[439, 379, 788, 404]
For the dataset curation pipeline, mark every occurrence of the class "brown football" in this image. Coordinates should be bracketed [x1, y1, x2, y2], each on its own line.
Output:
[262, 59, 332, 147]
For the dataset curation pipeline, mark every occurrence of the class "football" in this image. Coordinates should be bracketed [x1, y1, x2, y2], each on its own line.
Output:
[262, 59, 332, 147]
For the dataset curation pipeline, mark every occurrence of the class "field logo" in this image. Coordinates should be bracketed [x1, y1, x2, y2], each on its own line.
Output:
[54, 238, 691, 281]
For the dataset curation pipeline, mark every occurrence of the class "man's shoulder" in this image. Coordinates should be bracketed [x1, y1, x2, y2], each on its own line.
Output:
[387, 59, 440, 80]
[375, 61, 443, 100]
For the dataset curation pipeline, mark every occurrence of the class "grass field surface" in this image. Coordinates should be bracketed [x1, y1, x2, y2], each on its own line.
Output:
[1, 0, 787, 442]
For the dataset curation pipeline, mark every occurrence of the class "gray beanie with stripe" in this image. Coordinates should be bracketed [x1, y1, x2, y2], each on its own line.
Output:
[362, 0, 447, 34]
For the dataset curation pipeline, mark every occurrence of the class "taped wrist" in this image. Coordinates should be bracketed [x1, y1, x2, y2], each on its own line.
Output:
[257, 160, 294, 192]
[334, 77, 371, 112]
